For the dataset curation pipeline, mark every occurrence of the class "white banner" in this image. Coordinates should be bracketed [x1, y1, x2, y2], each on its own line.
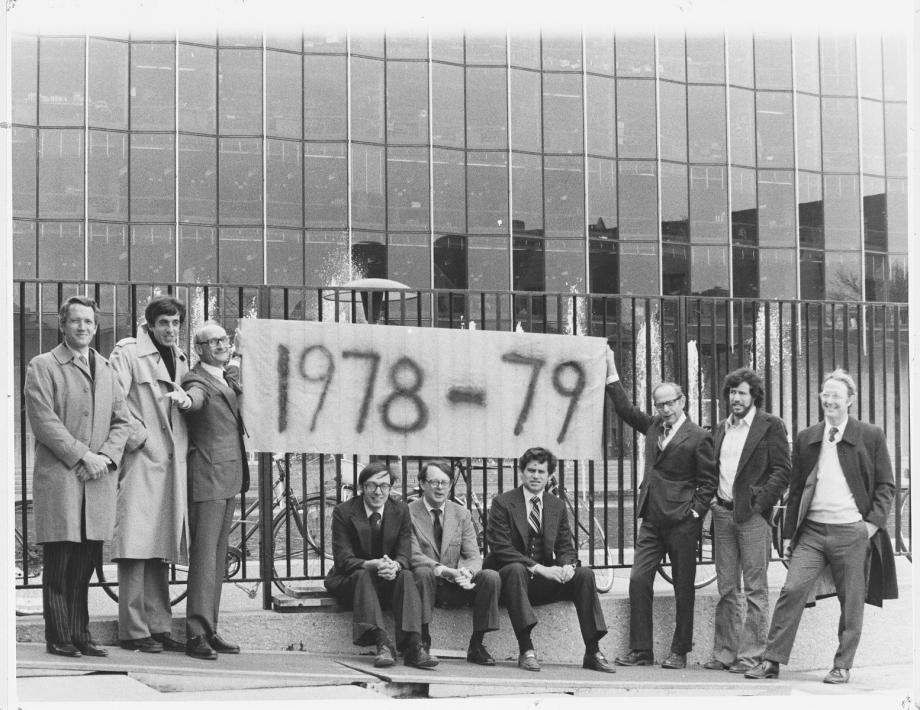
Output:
[240, 319, 606, 460]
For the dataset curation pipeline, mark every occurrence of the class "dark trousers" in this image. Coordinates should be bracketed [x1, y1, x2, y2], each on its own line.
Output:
[330, 566, 434, 647]
[629, 516, 699, 654]
[186, 497, 235, 639]
[41, 540, 102, 645]
[764, 520, 869, 669]
[498, 563, 607, 647]
[418, 568, 501, 636]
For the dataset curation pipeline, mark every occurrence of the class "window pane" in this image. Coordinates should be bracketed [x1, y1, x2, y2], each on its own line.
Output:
[12, 127, 36, 218]
[691, 245, 728, 296]
[756, 91, 793, 167]
[509, 32, 541, 69]
[587, 157, 616, 237]
[39, 129, 84, 219]
[39, 222, 84, 279]
[545, 156, 584, 238]
[882, 36, 907, 100]
[821, 97, 858, 172]
[621, 241, 659, 295]
[430, 33, 464, 63]
[265, 34, 302, 52]
[388, 235, 431, 289]
[219, 227, 263, 284]
[887, 178, 907, 252]
[266, 50, 302, 139]
[386, 35, 428, 59]
[658, 35, 686, 81]
[178, 44, 216, 133]
[178, 134, 216, 223]
[432, 148, 465, 233]
[586, 74, 616, 157]
[823, 174, 861, 250]
[267, 228, 304, 286]
[178, 225, 216, 282]
[858, 34, 884, 100]
[465, 35, 506, 64]
[131, 224, 175, 281]
[727, 34, 754, 87]
[303, 32, 347, 53]
[757, 170, 795, 246]
[351, 143, 385, 229]
[131, 43, 175, 131]
[545, 239, 585, 292]
[131, 133, 175, 222]
[799, 249, 824, 299]
[467, 151, 508, 234]
[617, 79, 656, 158]
[860, 99, 885, 175]
[350, 33, 384, 57]
[219, 33, 261, 48]
[513, 236, 544, 291]
[662, 242, 689, 295]
[794, 35, 819, 93]
[431, 63, 465, 147]
[351, 57, 384, 142]
[304, 55, 346, 139]
[733, 245, 758, 298]
[12, 35, 37, 125]
[468, 236, 510, 291]
[543, 73, 583, 154]
[862, 176, 886, 252]
[618, 161, 657, 240]
[825, 250, 861, 301]
[219, 49, 262, 134]
[13, 220, 36, 278]
[510, 69, 541, 152]
[731, 167, 757, 245]
[689, 165, 727, 244]
[39, 37, 85, 126]
[267, 139, 303, 228]
[615, 35, 654, 77]
[305, 230, 349, 286]
[661, 162, 689, 242]
[585, 33, 615, 75]
[754, 36, 791, 89]
[89, 39, 128, 129]
[686, 36, 724, 83]
[88, 223, 128, 281]
[88, 130, 128, 221]
[542, 35, 582, 71]
[351, 237, 387, 281]
[688, 85, 726, 162]
[885, 102, 907, 176]
[433, 234, 468, 289]
[659, 81, 687, 162]
[511, 152, 542, 233]
[798, 171, 824, 248]
[466, 67, 508, 149]
[304, 142, 347, 228]
[820, 36, 856, 95]
[729, 87, 755, 166]
[795, 93, 821, 171]
[218, 137, 262, 224]
[758, 248, 797, 299]
[589, 239, 618, 294]
[387, 147, 429, 231]
[386, 61, 429, 144]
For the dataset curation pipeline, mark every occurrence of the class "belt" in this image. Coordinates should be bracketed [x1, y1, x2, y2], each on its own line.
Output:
[716, 497, 734, 511]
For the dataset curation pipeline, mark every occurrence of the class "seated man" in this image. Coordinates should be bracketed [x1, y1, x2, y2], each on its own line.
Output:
[324, 462, 438, 669]
[410, 459, 501, 665]
[485, 447, 615, 673]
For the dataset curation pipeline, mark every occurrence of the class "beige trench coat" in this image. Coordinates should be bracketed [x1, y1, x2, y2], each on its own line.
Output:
[24, 344, 132, 543]
[109, 325, 190, 562]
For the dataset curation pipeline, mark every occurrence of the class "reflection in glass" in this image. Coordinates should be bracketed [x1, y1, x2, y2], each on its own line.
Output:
[686, 36, 724, 83]
[689, 165, 727, 244]
[432, 148, 465, 233]
[468, 237, 510, 292]
[545, 156, 584, 238]
[884, 103, 907, 176]
[512, 152, 543, 233]
[691, 245, 729, 296]
[754, 36, 791, 90]
[620, 241, 659, 295]
[821, 97, 858, 172]
[793, 35, 819, 93]
[513, 236, 545, 292]
[860, 99, 885, 175]
[352, 238, 387, 280]
[509, 32, 541, 69]
[866, 253, 907, 303]
[178, 134, 216, 224]
[858, 34, 884, 100]
[688, 85, 726, 163]
[219, 49, 262, 135]
[88, 223, 128, 281]
[862, 176, 886, 252]
[303, 32, 347, 53]
[178, 225, 217, 283]
[266, 50, 302, 139]
[758, 248, 797, 299]
[179, 44, 217, 133]
[387, 61, 429, 144]
[219, 228, 263, 284]
[587, 157, 617, 238]
[820, 36, 857, 95]
[387, 147, 430, 231]
[756, 92, 793, 167]
[510, 69, 541, 152]
[757, 170, 795, 247]
[545, 239, 586, 293]
[823, 174, 861, 250]
[882, 36, 907, 101]
[388, 236, 431, 289]
[352, 144, 385, 229]
[88, 130, 128, 221]
[265, 34, 302, 52]
[824, 250, 861, 301]
[431, 63, 465, 148]
[304, 143, 347, 228]
[584, 33, 615, 75]
[267, 228, 304, 286]
[39, 37, 85, 126]
[304, 230, 349, 286]
[732, 245, 757, 297]
[617, 79, 656, 159]
[729, 88, 755, 166]
[218, 137, 262, 225]
[618, 161, 657, 240]
[886, 178, 907, 252]
[589, 239, 618, 294]
[543, 73, 583, 154]
[795, 93, 821, 172]
[467, 67, 508, 149]
[467, 152, 508, 234]
[798, 171, 823, 248]
[730, 167, 756, 245]
[304, 55, 346, 139]
[385, 34, 428, 59]
[39, 222, 84, 280]
[727, 34, 754, 87]
[130, 225, 175, 281]
[799, 249, 823, 300]
[12, 35, 37, 125]
[266, 139, 303, 228]
[130, 43, 175, 131]
[13, 220, 36, 278]
[658, 35, 686, 81]
[351, 57, 385, 143]
[586, 75, 615, 158]
[89, 39, 128, 129]
[662, 242, 689, 295]
[430, 33, 464, 63]
[39, 129, 84, 219]
[465, 35, 506, 64]
[659, 81, 687, 163]
[615, 35, 654, 77]
[660, 162, 689, 242]
[350, 34, 384, 57]
[434, 234, 468, 289]
[542, 35, 582, 71]
[12, 127, 36, 218]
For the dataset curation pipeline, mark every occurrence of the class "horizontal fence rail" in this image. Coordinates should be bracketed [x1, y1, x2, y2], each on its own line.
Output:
[13, 280, 911, 608]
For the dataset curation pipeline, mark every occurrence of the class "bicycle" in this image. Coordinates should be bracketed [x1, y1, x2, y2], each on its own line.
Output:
[656, 505, 718, 589]
[14, 499, 43, 583]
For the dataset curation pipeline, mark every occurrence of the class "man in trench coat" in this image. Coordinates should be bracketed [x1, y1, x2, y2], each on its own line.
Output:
[24, 296, 132, 657]
[109, 295, 191, 653]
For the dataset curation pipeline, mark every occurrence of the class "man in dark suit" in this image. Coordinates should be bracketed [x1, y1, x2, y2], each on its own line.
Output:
[484, 447, 614, 673]
[179, 321, 249, 660]
[410, 460, 501, 665]
[746, 369, 897, 685]
[702, 368, 790, 674]
[605, 350, 717, 669]
[325, 462, 438, 669]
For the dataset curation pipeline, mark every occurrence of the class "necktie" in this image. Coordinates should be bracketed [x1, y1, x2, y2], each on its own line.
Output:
[828, 426, 839, 443]
[529, 496, 541, 534]
[658, 424, 672, 450]
[369, 512, 383, 558]
[431, 508, 443, 551]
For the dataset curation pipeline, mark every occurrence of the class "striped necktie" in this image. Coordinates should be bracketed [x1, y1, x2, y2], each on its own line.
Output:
[658, 424, 672, 450]
[529, 495, 541, 534]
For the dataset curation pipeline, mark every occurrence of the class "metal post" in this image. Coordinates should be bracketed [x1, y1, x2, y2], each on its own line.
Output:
[256, 286, 275, 610]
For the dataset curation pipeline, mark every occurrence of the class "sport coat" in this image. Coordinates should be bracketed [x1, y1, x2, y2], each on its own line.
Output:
[483, 487, 577, 570]
[608, 381, 717, 523]
[783, 417, 897, 606]
[713, 409, 790, 523]
[181, 363, 250, 502]
[408, 498, 482, 573]
[324, 495, 414, 595]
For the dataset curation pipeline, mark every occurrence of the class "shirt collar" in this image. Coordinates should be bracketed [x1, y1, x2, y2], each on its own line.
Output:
[521, 487, 543, 504]
[64, 341, 90, 360]
[200, 361, 225, 380]
[363, 499, 384, 519]
[666, 411, 686, 433]
[424, 499, 445, 516]
[824, 417, 848, 439]
[728, 406, 757, 430]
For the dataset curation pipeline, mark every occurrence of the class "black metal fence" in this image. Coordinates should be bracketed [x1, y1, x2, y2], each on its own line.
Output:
[13, 280, 912, 610]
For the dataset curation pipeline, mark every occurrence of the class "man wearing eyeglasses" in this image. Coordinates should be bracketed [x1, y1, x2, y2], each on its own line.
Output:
[178, 322, 249, 660]
[325, 462, 438, 669]
[605, 350, 717, 670]
[409, 460, 501, 665]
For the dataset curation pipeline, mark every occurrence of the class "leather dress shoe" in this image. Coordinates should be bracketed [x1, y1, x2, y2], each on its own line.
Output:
[46, 643, 81, 658]
[823, 667, 850, 684]
[74, 641, 108, 657]
[207, 634, 240, 654]
[405, 646, 439, 669]
[728, 660, 754, 674]
[614, 649, 653, 666]
[744, 660, 780, 679]
[703, 658, 729, 670]
[120, 637, 163, 653]
[661, 652, 687, 669]
[583, 650, 616, 673]
[374, 643, 395, 668]
[185, 636, 218, 660]
[517, 649, 541, 672]
[466, 643, 496, 666]
[151, 632, 185, 652]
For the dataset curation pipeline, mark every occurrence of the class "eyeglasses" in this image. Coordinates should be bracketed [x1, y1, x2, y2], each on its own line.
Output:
[653, 396, 683, 411]
[197, 336, 231, 349]
[363, 482, 391, 493]
[425, 480, 451, 489]
[820, 391, 848, 401]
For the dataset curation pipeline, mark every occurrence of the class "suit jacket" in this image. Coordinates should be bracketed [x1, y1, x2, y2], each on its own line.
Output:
[408, 498, 482, 573]
[324, 495, 414, 595]
[24, 344, 132, 543]
[608, 381, 717, 523]
[784, 417, 897, 606]
[483, 487, 577, 570]
[181, 363, 250, 502]
[713, 409, 790, 523]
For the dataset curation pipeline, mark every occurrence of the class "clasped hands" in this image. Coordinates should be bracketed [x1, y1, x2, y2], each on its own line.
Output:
[531, 563, 575, 584]
[369, 555, 402, 581]
[77, 451, 110, 482]
[440, 566, 476, 590]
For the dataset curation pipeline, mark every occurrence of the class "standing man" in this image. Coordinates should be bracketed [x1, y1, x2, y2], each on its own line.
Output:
[410, 460, 501, 665]
[605, 350, 717, 670]
[703, 368, 790, 674]
[484, 447, 614, 674]
[745, 369, 897, 684]
[24, 296, 132, 657]
[109, 295, 191, 653]
[179, 321, 249, 660]
[324, 462, 439, 670]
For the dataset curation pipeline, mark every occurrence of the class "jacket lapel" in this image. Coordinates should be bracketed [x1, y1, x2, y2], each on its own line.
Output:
[352, 500, 372, 557]
[837, 420, 870, 513]
[657, 420, 689, 461]
[510, 488, 530, 543]
[713, 418, 726, 459]
[381, 499, 400, 554]
[735, 411, 768, 475]
[441, 504, 461, 558]
[541, 494, 560, 552]
[410, 499, 436, 556]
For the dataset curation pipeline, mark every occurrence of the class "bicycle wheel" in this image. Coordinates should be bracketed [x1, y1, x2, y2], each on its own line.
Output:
[657, 507, 718, 589]
[567, 497, 616, 594]
[94, 560, 189, 606]
[303, 495, 341, 561]
[14, 500, 43, 580]
[271, 503, 308, 594]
